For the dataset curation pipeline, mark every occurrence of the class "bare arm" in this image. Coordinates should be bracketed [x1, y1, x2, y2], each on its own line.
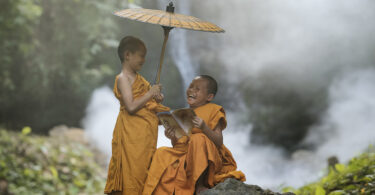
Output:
[164, 126, 178, 146]
[117, 75, 161, 115]
[192, 116, 223, 148]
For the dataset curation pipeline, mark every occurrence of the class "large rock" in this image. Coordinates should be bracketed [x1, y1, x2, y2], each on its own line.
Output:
[200, 178, 295, 195]
[48, 125, 108, 167]
[49, 125, 87, 144]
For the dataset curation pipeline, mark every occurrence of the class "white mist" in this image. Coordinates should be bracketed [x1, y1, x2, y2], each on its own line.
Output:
[82, 0, 375, 191]
[82, 69, 375, 190]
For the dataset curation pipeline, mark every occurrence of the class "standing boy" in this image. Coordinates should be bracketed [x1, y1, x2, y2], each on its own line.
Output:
[105, 36, 169, 195]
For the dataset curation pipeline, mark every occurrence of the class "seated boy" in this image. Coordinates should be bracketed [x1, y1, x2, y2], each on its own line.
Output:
[142, 75, 245, 195]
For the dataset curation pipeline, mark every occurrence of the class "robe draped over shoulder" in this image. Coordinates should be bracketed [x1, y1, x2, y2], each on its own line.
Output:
[104, 74, 169, 195]
[142, 103, 245, 195]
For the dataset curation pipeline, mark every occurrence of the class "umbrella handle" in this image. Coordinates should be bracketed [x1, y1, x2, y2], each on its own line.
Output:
[155, 26, 172, 84]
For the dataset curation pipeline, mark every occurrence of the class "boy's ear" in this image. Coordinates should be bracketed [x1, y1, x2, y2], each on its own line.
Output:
[207, 93, 214, 102]
[124, 50, 131, 60]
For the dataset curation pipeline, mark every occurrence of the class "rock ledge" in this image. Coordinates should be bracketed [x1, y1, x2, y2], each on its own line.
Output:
[200, 178, 295, 195]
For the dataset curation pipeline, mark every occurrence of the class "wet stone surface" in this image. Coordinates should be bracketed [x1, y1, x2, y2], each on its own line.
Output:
[199, 178, 295, 195]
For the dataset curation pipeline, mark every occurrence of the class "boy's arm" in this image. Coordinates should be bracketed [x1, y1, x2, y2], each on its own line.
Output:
[192, 116, 223, 148]
[165, 126, 178, 146]
[118, 75, 161, 114]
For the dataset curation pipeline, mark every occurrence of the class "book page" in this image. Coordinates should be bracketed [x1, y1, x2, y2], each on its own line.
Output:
[157, 108, 196, 139]
[172, 108, 196, 137]
[157, 112, 187, 139]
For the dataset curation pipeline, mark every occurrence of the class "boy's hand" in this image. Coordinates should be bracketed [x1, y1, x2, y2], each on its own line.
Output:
[164, 126, 176, 140]
[154, 93, 164, 103]
[149, 84, 162, 97]
[192, 116, 206, 130]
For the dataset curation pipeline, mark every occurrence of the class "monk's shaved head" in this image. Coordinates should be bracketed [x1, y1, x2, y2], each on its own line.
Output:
[197, 75, 218, 96]
[118, 36, 146, 63]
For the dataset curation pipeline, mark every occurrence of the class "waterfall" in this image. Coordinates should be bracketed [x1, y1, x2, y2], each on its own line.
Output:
[83, 69, 375, 190]
[82, 0, 375, 191]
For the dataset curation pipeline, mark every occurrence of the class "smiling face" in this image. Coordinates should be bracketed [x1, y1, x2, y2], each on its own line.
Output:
[186, 77, 214, 108]
[125, 46, 146, 72]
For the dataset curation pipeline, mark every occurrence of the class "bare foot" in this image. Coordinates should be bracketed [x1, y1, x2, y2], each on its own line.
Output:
[195, 167, 209, 194]
[195, 185, 208, 194]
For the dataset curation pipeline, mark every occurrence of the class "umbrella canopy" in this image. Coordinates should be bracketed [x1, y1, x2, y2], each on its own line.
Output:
[114, 5, 224, 32]
[114, 2, 224, 83]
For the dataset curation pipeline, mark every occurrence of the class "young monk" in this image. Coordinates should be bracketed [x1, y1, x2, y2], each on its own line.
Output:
[104, 36, 170, 195]
[143, 75, 245, 195]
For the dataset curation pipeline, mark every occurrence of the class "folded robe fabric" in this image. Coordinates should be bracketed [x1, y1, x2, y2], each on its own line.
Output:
[142, 103, 245, 195]
[104, 73, 170, 195]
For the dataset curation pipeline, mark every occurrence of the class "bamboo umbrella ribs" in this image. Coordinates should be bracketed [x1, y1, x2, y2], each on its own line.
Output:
[114, 2, 224, 84]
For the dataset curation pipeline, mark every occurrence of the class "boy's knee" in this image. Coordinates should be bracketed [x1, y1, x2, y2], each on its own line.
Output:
[154, 147, 168, 155]
[154, 146, 176, 158]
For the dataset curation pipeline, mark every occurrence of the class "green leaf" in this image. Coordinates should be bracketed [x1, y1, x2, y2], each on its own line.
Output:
[315, 186, 326, 195]
[49, 166, 58, 179]
[335, 164, 345, 173]
[328, 190, 345, 195]
[21, 126, 32, 135]
[343, 185, 356, 190]
[358, 176, 372, 182]
[0, 161, 6, 168]
[73, 178, 86, 188]
[23, 168, 32, 177]
[353, 175, 358, 182]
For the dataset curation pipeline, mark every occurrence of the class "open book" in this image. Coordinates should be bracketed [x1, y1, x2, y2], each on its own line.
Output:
[157, 108, 196, 139]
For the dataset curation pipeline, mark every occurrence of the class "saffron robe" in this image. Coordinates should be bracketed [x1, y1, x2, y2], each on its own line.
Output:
[142, 103, 246, 195]
[104, 73, 170, 195]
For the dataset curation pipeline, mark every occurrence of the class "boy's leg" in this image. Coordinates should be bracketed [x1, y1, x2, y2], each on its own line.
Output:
[143, 147, 186, 195]
[185, 133, 222, 188]
[195, 167, 209, 194]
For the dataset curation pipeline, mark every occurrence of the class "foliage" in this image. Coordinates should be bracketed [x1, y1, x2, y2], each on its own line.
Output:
[283, 148, 375, 195]
[0, 128, 106, 194]
[0, 0, 123, 133]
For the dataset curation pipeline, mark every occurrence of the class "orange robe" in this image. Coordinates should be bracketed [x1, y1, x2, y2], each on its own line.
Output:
[104, 73, 169, 195]
[142, 103, 246, 195]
